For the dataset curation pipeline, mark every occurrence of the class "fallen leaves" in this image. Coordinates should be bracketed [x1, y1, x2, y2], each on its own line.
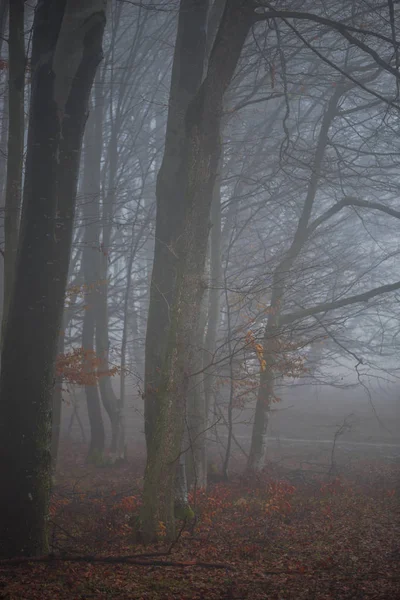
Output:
[0, 447, 399, 599]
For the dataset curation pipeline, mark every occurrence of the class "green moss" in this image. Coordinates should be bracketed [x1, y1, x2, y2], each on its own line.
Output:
[174, 501, 195, 521]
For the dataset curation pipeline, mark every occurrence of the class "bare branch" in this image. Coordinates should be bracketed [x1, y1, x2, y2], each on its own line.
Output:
[281, 280, 400, 325]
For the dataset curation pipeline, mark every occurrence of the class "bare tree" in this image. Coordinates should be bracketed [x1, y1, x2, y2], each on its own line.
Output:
[0, 0, 107, 558]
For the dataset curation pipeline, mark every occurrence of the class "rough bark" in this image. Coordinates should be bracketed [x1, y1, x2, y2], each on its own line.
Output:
[142, 0, 210, 537]
[2, 0, 24, 337]
[144, 0, 209, 449]
[0, 87, 8, 332]
[141, 0, 256, 543]
[0, 0, 107, 558]
[247, 86, 344, 472]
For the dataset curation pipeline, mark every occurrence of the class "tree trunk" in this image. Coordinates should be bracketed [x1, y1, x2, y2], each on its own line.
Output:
[83, 302, 106, 461]
[186, 297, 208, 490]
[51, 323, 65, 475]
[0, 0, 107, 558]
[247, 86, 344, 472]
[2, 0, 24, 337]
[96, 123, 120, 458]
[142, 0, 209, 541]
[0, 85, 8, 333]
[119, 211, 151, 460]
[144, 0, 209, 449]
[203, 165, 222, 457]
[0, 1, 9, 331]
[141, 0, 255, 543]
[82, 93, 106, 463]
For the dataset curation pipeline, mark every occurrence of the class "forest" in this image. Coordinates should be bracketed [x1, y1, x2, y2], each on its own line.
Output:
[0, 0, 399, 598]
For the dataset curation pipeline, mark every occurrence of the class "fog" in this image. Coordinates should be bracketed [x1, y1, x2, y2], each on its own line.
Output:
[0, 1, 399, 598]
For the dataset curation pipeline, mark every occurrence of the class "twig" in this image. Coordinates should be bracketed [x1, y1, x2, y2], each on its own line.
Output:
[0, 554, 234, 569]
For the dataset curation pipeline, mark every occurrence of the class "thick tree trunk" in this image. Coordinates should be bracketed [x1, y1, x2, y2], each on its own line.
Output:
[247, 87, 343, 472]
[0, 1, 9, 330]
[144, 0, 209, 449]
[2, 0, 24, 337]
[142, 0, 209, 539]
[0, 0, 107, 558]
[0, 85, 8, 332]
[141, 0, 255, 543]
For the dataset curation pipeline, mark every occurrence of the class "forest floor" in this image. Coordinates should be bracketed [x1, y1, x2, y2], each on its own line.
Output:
[0, 441, 399, 599]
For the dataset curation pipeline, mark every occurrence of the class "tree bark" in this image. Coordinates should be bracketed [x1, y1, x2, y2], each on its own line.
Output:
[0, 0, 107, 558]
[141, 0, 256, 543]
[186, 294, 208, 490]
[51, 322, 65, 475]
[142, 0, 209, 539]
[0, 1, 9, 328]
[144, 0, 209, 449]
[2, 0, 24, 338]
[0, 86, 8, 333]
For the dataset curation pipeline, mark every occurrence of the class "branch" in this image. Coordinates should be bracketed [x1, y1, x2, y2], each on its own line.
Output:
[281, 280, 400, 325]
[307, 196, 400, 236]
[116, 0, 175, 10]
[0, 554, 235, 569]
[307, 198, 348, 235]
[341, 196, 400, 220]
[253, 4, 400, 111]
[254, 7, 400, 51]
[255, 4, 400, 109]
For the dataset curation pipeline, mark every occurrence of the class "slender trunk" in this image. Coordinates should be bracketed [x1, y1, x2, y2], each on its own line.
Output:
[119, 266, 132, 461]
[203, 165, 222, 439]
[82, 97, 106, 462]
[119, 211, 150, 460]
[221, 241, 234, 479]
[95, 91, 120, 457]
[83, 304, 105, 461]
[51, 268, 83, 470]
[2, 0, 24, 337]
[0, 0, 107, 558]
[247, 87, 343, 472]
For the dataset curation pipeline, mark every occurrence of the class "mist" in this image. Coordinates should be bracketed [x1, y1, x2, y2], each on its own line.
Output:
[0, 1, 399, 598]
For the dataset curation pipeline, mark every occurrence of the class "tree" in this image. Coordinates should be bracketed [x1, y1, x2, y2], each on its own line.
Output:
[2, 0, 24, 340]
[0, 0, 108, 558]
[141, 0, 257, 542]
[81, 88, 107, 463]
